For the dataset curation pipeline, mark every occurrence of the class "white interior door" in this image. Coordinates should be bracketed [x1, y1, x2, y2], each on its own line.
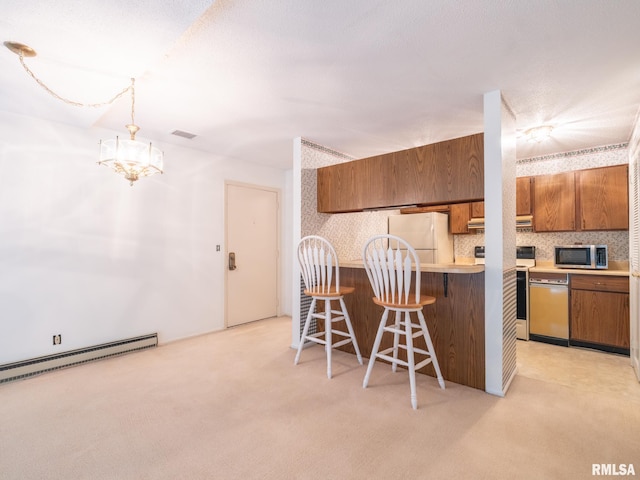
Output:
[226, 182, 279, 327]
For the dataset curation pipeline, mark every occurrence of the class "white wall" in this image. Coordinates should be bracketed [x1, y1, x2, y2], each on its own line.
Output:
[0, 111, 290, 364]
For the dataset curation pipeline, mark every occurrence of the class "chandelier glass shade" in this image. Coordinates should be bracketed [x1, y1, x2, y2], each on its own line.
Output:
[98, 136, 164, 186]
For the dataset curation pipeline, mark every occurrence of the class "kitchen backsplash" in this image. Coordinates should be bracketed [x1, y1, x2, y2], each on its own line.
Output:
[301, 139, 630, 263]
[456, 230, 628, 262]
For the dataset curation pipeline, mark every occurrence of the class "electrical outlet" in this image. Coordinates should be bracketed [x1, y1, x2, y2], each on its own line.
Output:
[216, 244, 221, 252]
[53, 334, 61, 345]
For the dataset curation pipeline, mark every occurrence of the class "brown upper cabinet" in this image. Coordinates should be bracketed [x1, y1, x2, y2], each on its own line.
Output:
[470, 201, 484, 218]
[316, 133, 484, 213]
[516, 176, 532, 216]
[533, 171, 576, 231]
[577, 164, 628, 230]
[533, 165, 628, 232]
[450, 203, 474, 234]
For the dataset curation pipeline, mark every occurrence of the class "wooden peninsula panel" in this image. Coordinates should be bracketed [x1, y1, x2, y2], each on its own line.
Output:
[317, 133, 484, 213]
[336, 267, 485, 390]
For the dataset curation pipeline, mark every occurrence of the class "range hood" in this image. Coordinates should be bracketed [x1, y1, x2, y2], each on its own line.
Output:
[467, 215, 533, 230]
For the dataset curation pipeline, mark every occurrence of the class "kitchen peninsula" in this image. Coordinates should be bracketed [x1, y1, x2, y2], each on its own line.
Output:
[339, 261, 486, 390]
[297, 133, 489, 391]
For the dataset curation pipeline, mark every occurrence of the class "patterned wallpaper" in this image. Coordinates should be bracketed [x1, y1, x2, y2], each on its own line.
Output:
[302, 139, 630, 264]
[456, 143, 630, 262]
[300, 139, 397, 262]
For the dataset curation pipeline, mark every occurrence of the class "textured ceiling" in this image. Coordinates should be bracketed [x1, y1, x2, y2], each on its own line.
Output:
[2, 0, 640, 169]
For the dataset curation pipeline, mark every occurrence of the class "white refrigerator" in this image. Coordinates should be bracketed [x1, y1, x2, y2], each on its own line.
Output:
[387, 212, 454, 264]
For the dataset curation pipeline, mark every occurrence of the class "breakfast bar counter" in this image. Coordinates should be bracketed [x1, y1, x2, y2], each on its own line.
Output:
[340, 260, 485, 274]
[335, 263, 486, 390]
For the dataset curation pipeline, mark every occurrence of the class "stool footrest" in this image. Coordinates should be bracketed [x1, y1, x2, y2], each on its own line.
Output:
[376, 349, 410, 368]
[330, 330, 351, 338]
[382, 323, 422, 336]
[303, 332, 327, 345]
[332, 338, 354, 348]
[415, 357, 433, 370]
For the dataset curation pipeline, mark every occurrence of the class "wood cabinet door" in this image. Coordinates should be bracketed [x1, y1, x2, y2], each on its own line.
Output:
[571, 289, 630, 348]
[317, 161, 362, 213]
[516, 176, 532, 216]
[533, 172, 576, 231]
[470, 201, 484, 218]
[450, 203, 472, 234]
[577, 164, 628, 230]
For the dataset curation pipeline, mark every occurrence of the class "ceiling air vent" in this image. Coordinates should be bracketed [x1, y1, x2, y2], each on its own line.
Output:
[171, 130, 197, 140]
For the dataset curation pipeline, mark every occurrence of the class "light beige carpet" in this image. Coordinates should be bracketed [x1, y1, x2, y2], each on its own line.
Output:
[1, 316, 638, 480]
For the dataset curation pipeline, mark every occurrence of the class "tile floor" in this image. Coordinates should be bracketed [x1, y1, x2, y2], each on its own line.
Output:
[516, 339, 640, 403]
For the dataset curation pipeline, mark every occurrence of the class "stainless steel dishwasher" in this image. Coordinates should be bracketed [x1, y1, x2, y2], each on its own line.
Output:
[529, 271, 569, 346]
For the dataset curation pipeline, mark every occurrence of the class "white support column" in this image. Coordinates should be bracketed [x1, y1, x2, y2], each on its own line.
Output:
[484, 90, 517, 396]
[291, 137, 303, 348]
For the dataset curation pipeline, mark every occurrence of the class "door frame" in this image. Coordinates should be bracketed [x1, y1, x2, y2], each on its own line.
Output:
[224, 180, 281, 328]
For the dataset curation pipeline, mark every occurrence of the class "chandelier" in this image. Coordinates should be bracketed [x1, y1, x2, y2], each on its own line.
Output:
[97, 78, 163, 185]
[4, 41, 164, 186]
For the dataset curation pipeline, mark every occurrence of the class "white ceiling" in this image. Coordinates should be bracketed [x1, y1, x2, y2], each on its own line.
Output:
[2, 0, 640, 169]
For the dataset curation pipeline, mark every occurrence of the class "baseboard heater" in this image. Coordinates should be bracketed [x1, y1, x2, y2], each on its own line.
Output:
[0, 333, 158, 384]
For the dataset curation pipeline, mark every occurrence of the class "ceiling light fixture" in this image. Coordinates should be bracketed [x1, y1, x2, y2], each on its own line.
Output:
[524, 125, 554, 143]
[97, 78, 163, 185]
[3, 41, 163, 186]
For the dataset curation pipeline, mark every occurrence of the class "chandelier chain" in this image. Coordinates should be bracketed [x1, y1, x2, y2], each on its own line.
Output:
[130, 78, 135, 124]
[18, 52, 132, 108]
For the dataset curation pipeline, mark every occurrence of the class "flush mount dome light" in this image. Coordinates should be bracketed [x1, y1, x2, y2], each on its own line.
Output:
[524, 125, 554, 143]
[4, 40, 163, 186]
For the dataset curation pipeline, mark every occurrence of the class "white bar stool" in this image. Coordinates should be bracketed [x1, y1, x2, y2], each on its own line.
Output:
[295, 235, 363, 378]
[362, 234, 445, 409]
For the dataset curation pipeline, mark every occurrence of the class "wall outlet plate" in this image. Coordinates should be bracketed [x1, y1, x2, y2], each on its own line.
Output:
[53, 334, 61, 345]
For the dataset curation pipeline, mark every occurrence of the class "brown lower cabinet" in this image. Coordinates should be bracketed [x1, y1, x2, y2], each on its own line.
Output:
[334, 267, 485, 390]
[570, 274, 629, 352]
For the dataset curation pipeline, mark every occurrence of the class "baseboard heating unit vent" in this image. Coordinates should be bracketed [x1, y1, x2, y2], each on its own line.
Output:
[0, 333, 158, 384]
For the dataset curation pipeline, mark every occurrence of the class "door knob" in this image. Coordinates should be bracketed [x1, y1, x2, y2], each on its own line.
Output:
[228, 252, 237, 270]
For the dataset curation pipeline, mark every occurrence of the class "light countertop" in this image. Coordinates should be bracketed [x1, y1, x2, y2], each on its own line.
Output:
[340, 259, 484, 274]
[528, 260, 629, 277]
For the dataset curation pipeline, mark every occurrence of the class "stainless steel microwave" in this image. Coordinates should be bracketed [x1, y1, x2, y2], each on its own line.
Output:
[554, 245, 608, 269]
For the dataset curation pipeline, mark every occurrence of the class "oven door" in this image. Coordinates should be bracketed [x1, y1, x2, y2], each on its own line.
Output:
[516, 269, 529, 340]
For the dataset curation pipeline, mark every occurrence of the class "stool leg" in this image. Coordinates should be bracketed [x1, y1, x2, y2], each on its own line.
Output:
[391, 310, 401, 373]
[417, 310, 445, 389]
[325, 299, 332, 379]
[294, 297, 316, 365]
[363, 308, 389, 388]
[404, 311, 418, 410]
[340, 297, 363, 365]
